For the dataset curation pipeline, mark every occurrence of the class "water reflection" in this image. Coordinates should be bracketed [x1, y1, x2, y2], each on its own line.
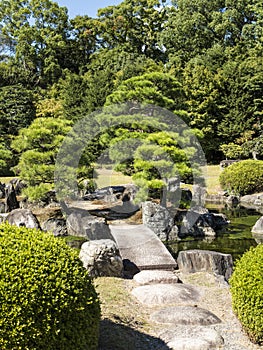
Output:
[167, 205, 261, 261]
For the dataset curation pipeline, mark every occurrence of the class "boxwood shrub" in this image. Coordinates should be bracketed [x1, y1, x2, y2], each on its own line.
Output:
[230, 244, 263, 344]
[0, 223, 100, 350]
[219, 159, 263, 196]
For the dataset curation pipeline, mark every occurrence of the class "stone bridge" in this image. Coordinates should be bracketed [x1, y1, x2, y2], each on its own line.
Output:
[110, 224, 177, 271]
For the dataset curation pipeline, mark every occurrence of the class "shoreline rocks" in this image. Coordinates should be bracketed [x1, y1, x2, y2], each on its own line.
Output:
[177, 249, 233, 281]
[142, 201, 229, 241]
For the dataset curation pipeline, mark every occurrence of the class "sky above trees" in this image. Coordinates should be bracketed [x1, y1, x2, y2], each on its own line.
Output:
[56, 0, 122, 18]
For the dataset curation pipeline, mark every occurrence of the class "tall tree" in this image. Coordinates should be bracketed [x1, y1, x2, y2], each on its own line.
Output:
[0, 84, 36, 137]
[81, 47, 162, 113]
[218, 52, 263, 143]
[161, 0, 263, 66]
[11, 117, 73, 200]
[105, 72, 184, 111]
[96, 0, 167, 60]
[182, 58, 224, 160]
[160, 0, 227, 65]
[68, 15, 98, 73]
[0, 0, 70, 85]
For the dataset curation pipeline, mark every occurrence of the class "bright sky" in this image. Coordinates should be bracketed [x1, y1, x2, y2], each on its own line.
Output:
[56, 1, 123, 18]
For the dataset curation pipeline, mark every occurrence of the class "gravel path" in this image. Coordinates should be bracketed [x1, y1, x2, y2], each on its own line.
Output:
[128, 271, 261, 350]
[169, 272, 260, 349]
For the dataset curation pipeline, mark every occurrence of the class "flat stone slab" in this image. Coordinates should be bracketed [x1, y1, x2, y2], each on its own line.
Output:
[131, 283, 200, 306]
[110, 224, 177, 270]
[159, 326, 224, 350]
[150, 306, 221, 325]
[133, 270, 179, 285]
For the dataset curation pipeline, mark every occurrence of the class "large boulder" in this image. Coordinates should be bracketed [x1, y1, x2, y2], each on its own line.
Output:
[241, 193, 263, 208]
[66, 212, 114, 240]
[42, 218, 67, 237]
[251, 216, 263, 243]
[178, 211, 229, 238]
[177, 250, 233, 281]
[79, 239, 123, 277]
[5, 209, 40, 229]
[5, 184, 19, 212]
[251, 216, 263, 234]
[142, 201, 174, 240]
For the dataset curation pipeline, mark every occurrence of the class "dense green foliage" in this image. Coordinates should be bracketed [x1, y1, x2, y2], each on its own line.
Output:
[219, 160, 263, 195]
[230, 244, 263, 344]
[11, 117, 73, 201]
[0, 223, 100, 350]
[0, 0, 262, 195]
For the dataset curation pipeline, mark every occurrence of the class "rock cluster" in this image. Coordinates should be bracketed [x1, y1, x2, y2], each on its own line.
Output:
[142, 201, 229, 241]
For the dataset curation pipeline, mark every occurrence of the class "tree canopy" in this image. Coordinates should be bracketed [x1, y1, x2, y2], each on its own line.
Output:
[0, 0, 262, 198]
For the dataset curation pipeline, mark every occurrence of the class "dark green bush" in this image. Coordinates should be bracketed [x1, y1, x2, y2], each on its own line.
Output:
[219, 159, 263, 195]
[230, 244, 263, 344]
[0, 223, 100, 350]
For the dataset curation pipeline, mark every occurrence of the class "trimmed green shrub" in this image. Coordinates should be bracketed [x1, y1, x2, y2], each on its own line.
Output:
[0, 223, 100, 350]
[230, 244, 263, 344]
[219, 160, 263, 195]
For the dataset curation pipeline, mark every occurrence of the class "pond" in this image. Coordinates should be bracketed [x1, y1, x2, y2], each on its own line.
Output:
[167, 205, 261, 261]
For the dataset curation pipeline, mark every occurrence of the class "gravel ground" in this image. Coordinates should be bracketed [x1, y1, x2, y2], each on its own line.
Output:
[152, 271, 262, 350]
[97, 271, 261, 349]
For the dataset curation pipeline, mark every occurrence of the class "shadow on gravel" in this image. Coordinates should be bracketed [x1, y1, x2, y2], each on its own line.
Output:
[98, 319, 172, 350]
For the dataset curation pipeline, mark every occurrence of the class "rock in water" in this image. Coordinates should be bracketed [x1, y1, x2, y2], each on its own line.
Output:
[252, 216, 263, 234]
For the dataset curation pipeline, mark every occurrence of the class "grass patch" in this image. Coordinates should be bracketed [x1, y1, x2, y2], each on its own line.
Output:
[95, 168, 132, 188]
[94, 165, 222, 194]
[94, 277, 167, 350]
[95, 277, 147, 329]
[205, 165, 222, 194]
[0, 177, 14, 184]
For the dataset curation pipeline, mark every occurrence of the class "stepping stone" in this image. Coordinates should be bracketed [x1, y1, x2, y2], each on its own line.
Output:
[150, 306, 221, 326]
[159, 326, 224, 350]
[131, 283, 200, 306]
[133, 270, 179, 285]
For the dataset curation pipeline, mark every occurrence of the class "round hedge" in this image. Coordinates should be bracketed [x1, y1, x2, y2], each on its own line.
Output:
[219, 159, 263, 196]
[230, 244, 263, 344]
[0, 223, 100, 350]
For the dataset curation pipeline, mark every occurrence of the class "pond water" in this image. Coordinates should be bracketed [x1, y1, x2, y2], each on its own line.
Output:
[167, 205, 261, 261]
